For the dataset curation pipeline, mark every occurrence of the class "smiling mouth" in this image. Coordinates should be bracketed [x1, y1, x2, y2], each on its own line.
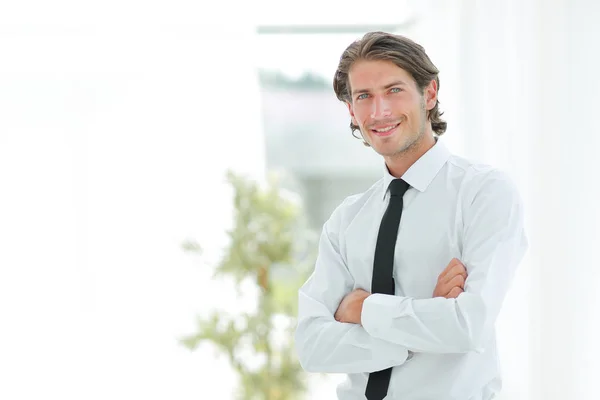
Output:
[371, 122, 401, 136]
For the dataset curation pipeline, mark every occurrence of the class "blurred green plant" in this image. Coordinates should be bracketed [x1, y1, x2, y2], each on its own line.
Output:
[181, 170, 316, 400]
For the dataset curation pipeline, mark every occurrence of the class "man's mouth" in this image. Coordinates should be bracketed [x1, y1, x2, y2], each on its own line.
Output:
[371, 122, 401, 136]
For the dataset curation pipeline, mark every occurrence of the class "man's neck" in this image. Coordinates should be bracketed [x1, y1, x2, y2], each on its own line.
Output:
[385, 133, 437, 178]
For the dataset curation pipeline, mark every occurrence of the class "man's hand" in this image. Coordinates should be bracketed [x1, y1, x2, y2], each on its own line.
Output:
[334, 289, 371, 324]
[433, 258, 468, 298]
[335, 259, 465, 325]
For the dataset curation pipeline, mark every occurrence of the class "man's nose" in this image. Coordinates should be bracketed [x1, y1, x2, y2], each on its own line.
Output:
[370, 96, 392, 118]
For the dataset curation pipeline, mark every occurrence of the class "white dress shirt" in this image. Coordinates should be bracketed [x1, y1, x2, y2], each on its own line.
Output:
[295, 139, 528, 400]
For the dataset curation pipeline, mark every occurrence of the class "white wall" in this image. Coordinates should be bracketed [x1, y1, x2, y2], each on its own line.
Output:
[0, 2, 264, 399]
[411, 1, 600, 399]
[2, 1, 599, 399]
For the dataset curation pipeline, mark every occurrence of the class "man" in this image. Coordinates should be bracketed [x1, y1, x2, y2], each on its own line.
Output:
[294, 32, 528, 400]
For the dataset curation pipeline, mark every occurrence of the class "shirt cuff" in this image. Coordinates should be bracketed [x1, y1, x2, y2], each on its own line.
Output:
[362, 294, 410, 363]
[372, 338, 409, 366]
[362, 293, 395, 337]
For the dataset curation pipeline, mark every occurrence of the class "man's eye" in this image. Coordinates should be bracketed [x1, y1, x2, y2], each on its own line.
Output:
[390, 87, 403, 93]
[357, 93, 369, 100]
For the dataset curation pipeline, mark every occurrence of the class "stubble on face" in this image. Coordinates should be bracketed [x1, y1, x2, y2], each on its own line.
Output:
[362, 95, 428, 160]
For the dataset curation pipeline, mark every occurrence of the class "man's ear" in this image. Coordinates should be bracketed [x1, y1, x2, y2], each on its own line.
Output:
[425, 79, 438, 111]
[346, 101, 358, 126]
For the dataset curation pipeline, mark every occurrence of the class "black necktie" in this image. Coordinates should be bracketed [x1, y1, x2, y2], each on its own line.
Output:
[365, 178, 410, 400]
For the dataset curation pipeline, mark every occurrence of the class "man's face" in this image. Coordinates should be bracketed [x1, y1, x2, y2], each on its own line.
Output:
[346, 59, 436, 157]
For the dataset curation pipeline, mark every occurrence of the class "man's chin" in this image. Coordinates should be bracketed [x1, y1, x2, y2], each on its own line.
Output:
[373, 148, 402, 158]
[371, 141, 409, 157]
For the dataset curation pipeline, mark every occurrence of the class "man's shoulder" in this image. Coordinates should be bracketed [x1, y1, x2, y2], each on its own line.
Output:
[447, 153, 492, 175]
[326, 178, 383, 228]
[446, 154, 522, 207]
[447, 154, 517, 187]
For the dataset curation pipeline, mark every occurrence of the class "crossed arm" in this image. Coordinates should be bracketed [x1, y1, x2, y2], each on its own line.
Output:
[334, 258, 467, 325]
[295, 224, 469, 374]
[294, 173, 528, 374]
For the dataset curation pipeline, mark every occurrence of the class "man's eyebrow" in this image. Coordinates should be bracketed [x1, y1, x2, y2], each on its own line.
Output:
[351, 80, 408, 96]
[384, 80, 408, 89]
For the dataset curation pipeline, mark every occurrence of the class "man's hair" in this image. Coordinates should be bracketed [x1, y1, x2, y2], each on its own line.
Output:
[333, 31, 447, 138]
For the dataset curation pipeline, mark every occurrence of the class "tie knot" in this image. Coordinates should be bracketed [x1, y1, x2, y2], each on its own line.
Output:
[388, 179, 410, 197]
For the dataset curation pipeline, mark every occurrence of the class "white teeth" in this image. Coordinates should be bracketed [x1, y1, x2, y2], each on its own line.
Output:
[374, 124, 398, 133]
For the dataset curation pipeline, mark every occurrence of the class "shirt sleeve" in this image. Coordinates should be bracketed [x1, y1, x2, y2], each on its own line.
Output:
[294, 198, 410, 373]
[360, 169, 528, 354]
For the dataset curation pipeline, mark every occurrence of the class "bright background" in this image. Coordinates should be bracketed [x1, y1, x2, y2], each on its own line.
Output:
[1, 0, 599, 399]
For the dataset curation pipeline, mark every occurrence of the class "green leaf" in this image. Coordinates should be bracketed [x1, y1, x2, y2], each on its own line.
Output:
[181, 169, 317, 399]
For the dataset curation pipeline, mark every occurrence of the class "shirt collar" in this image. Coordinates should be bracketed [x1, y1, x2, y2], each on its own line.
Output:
[382, 137, 451, 199]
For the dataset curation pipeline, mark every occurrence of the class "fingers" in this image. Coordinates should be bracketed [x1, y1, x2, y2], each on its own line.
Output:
[446, 286, 463, 299]
[444, 264, 467, 284]
[441, 258, 461, 274]
[436, 274, 465, 298]
[446, 274, 466, 290]
[433, 259, 467, 299]
[448, 257, 461, 267]
[438, 258, 467, 285]
[438, 258, 461, 280]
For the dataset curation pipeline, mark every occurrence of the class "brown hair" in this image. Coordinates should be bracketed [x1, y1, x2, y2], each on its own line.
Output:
[333, 31, 447, 141]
